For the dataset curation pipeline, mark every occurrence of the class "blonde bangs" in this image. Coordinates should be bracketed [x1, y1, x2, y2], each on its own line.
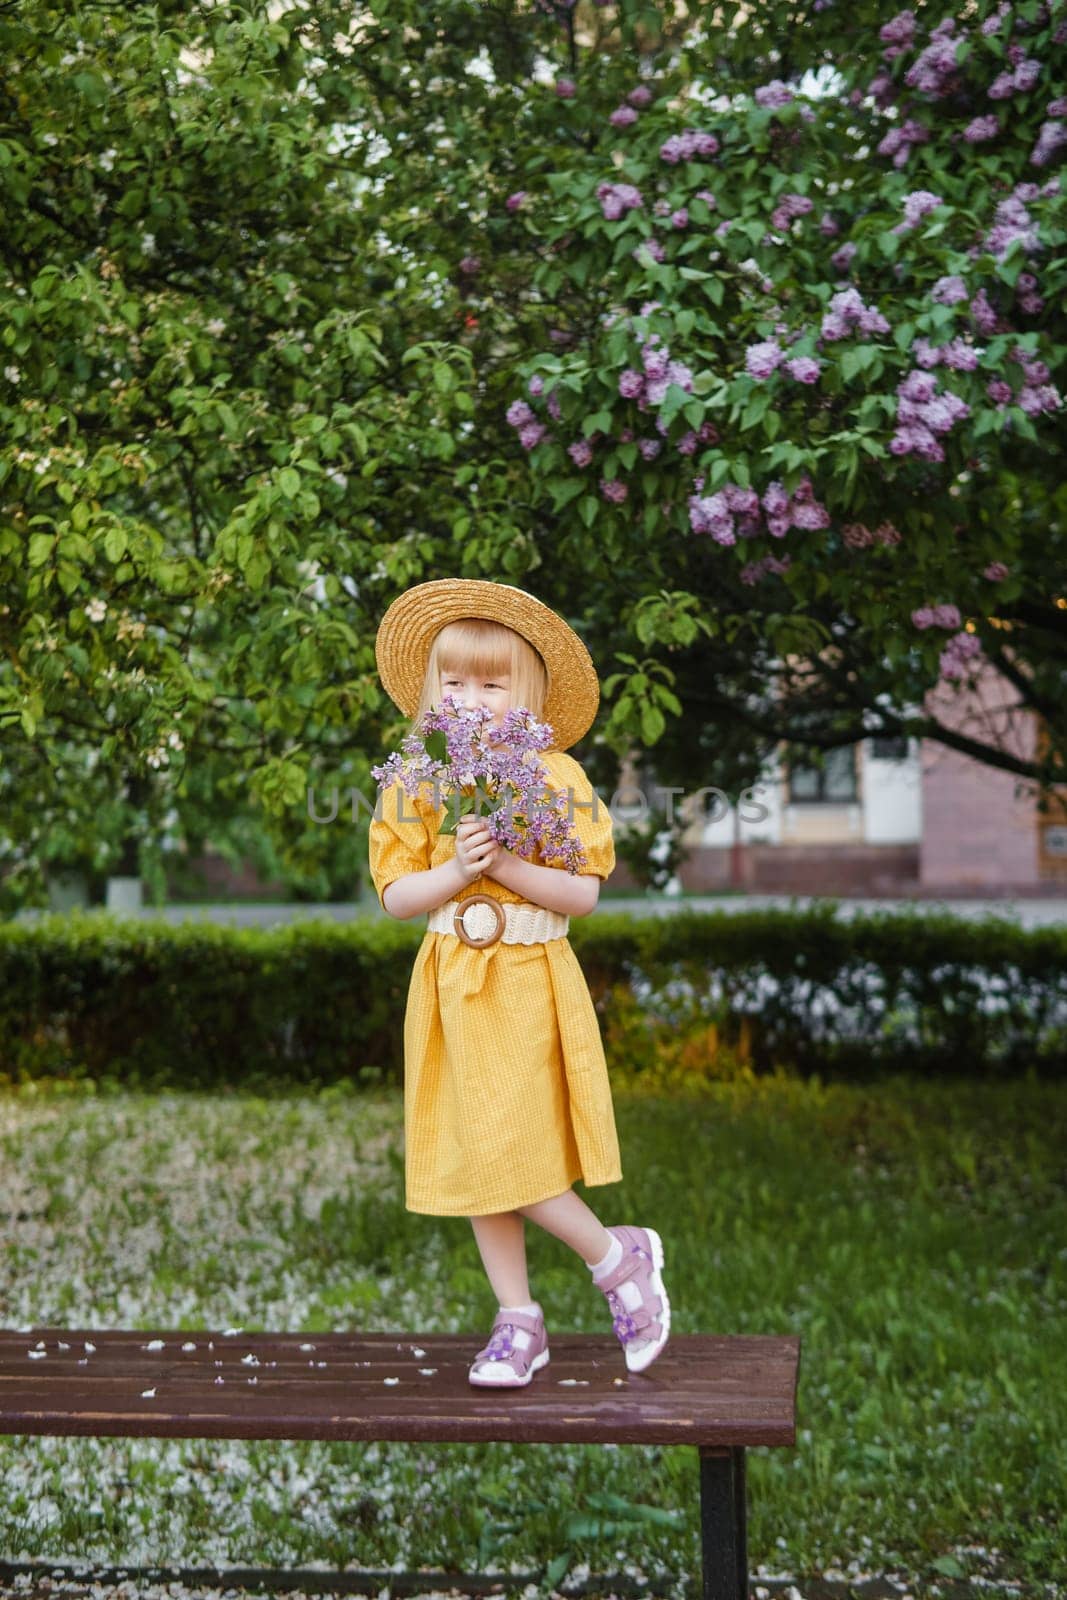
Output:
[406, 617, 551, 741]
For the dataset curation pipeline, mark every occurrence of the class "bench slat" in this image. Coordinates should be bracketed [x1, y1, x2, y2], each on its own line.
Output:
[0, 1329, 799, 1448]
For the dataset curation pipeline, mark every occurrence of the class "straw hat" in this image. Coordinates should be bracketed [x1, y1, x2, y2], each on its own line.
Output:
[374, 578, 601, 752]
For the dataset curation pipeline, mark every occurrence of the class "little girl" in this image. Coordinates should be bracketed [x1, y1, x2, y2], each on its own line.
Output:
[368, 577, 671, 1388]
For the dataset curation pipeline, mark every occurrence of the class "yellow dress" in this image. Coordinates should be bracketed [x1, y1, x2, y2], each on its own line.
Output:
[367, 748, 623, 1216]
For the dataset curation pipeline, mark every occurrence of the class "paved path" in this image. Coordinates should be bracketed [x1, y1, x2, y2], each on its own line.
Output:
[20, 894, 1067, 929]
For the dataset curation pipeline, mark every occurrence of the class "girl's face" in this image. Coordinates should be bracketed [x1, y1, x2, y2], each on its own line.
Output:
[439, 666, 511, 728]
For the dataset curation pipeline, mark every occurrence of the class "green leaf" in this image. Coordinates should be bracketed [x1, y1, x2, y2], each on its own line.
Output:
[279, 466, 301, 497]
[104, 526, 127, 563]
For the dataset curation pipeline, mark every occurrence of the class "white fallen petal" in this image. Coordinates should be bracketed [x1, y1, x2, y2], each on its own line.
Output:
[27, 1350, 47, 1360]
[383, 1377, 400, 1385]
[141, 1387, 156, 1398]
[418, 1368, 437, 1376]
[144, 1339, 165, 1350]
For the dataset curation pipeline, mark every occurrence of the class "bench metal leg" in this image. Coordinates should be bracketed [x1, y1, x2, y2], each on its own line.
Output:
[698, 1446, 747, 1600]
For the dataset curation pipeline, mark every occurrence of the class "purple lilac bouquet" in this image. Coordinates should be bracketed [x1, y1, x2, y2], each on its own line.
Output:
[371, 693, 589, 873]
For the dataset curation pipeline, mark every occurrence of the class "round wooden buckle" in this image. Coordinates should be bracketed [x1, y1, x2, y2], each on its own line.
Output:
[453, 894, 506, 948]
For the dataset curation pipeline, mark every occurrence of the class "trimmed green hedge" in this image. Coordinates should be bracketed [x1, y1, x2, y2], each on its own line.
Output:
[2, 904, 1066, 1089]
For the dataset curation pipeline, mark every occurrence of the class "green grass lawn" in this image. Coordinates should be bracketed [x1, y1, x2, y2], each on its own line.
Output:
[1, 1071, 1064, 1595]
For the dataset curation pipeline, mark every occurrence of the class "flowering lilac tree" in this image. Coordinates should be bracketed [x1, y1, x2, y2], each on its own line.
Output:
[493, 0, 1066, 793]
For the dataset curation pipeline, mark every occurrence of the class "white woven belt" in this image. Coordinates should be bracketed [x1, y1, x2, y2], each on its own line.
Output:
[427, 894, 569, 948]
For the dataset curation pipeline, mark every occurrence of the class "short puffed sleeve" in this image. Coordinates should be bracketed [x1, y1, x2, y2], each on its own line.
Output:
[367, 780, 433, 910]
[545, 752, 615, 881]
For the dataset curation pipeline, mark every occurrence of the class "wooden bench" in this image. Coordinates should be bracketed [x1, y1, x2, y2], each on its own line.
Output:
[0, 1326, 800, 1600]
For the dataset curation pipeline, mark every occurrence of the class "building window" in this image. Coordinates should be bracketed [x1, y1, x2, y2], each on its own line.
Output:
[787, 744, 858, 802]
[870, 735, 909, 760]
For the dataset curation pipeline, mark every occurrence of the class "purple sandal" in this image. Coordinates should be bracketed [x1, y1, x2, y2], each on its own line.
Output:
[594, 1224, 671, 1373]
[468, 1303, 550, 1388]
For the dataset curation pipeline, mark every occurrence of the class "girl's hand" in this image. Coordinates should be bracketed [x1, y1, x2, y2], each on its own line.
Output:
[455, 814, 502, 882]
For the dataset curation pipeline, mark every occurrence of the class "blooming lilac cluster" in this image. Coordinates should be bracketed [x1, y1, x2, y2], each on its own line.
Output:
[970, 288, 999, 334]
[877, 118, 930, 167]
[841, 521, 902, 548]
[831, 240, 858, 273]
[1015, 270, 1044, 315]
[984, 562, 1010, 580]
[659, 129, 720, 163]
[770, 192, 814, 230]
[878, 9, 915, 57]
[903, 18, 962, 97]
[620, 334, 695, 409]
[744, 339, 820, 383]
[820, 287, 890, 341]
[689, 477, 830, 545]
[964, 113, 1000, 142]
[989, 49, 1041, 100]
[596, 181, 644, 220]
[913, 335, 980, 372]
[1032, 116, 1067, 167]
[740, 552, 792, 584]
[754, 81, 794, 108]
[911, 603, 961, 629]
[930, 274, 968, 306]
[506, 398, 549, 452]
[372, 695, 589, 873]
[891, 369, 971, 461]
[983, 187, 1040, 257]
[1007, 345, 1062, 415]
[895, 190, 944, 231]
[633, 237, 666, 264]
[940, 631, 984, 681]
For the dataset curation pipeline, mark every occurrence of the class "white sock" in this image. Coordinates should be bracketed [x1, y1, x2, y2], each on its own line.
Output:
[587, 1233, 652, 1348]
[473, 1302, 540, 1376]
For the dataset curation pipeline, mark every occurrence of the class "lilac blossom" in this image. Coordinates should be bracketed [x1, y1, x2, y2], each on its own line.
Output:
[601, 478, 628, 502]
[628, 85, 653, 107]
[904, 31, 962, 96]
[983, 192, 1038, 257]
[831, 241, 858, 272]
[964, 114, 1000, 142]
[880, 10, 916, 47]
[754, 81, 794, 108]
[610, 105, 639, 127]
[820, 287, 890, 341]
[596, 181, 644, 219]
[505, 191, 527, 212]
[518, 421, 548, 450]
[971, 289, 999, 334]
[984, 562, 1010, 580]
[555, 78, 576, 98]
[897, 190, 944, 231]
[892, 370, 970, 460]
[1032, 120, 1067, 166]
[568, 439, 594, 467]
[746, 339, 784, 379]
[786, 356, 821, 383]
[931, 275, 968, 305]
[373, 695, 589, 873]
[940, 631, 984, 681]
[912, 603, 962, 630]
[659, 129, 720, 163]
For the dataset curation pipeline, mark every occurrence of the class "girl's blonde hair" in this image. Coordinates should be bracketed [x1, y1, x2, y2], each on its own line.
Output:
[407, 617, 552, 744]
